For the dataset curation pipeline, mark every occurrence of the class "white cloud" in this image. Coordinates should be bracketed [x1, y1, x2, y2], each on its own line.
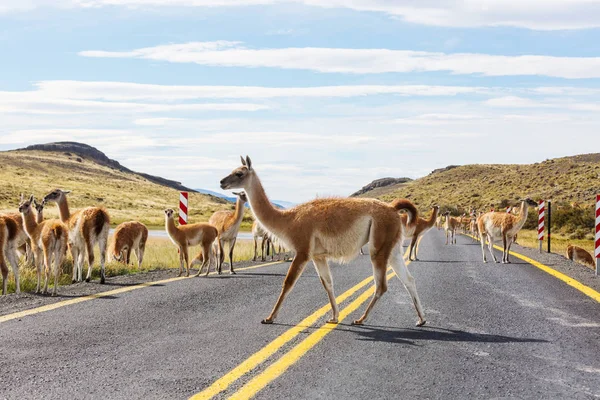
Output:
[2, 0, 600, 30]
[391, 113, 485, 126]
[484, 96, 600, 111]
[80, 41, 600, 79]
[0, 89, 268, 115]
[34, 80, 484, 101]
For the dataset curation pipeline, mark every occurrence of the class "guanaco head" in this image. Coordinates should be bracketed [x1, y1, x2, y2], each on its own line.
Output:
[18, 194, 35, 215]
[521, 198, 538, 207]
[43, 189, 71, 203]
[164, 208, 175, 219]
[113, 246, 128, 263]
[33, 198, 45, 215]
[232, 191, 248, 203]
[220, 156, 253, 190]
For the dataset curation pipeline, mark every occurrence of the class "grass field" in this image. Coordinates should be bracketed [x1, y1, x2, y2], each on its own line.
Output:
[512, 229, 595, 261]
[2, 237, 265, 294]
[0, 149, 257, 229]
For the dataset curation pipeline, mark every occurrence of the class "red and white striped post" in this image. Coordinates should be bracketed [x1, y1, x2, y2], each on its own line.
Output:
[179, 192, 188, 225]
[538, 200, 545, 253]
[595, 194, 599, 275]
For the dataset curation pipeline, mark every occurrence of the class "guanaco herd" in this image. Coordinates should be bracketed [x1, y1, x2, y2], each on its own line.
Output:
[0, 157, 596, 327]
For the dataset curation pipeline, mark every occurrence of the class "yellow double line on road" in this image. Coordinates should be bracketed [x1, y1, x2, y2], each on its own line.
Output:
[464, 233, 600, 303]
[191, 256, 411, 400]
[0, 261, 283, 324]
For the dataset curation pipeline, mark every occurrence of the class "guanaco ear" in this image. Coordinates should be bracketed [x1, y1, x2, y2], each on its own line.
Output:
[20, 193, 24, 202]
[29, 194, 34, 203]
[33, 199, 38, 207]
[62, 190, 71, 194]
[240, 156, 247, 166]
[232, 191, 240, 196]
[245, 156, 252, 170]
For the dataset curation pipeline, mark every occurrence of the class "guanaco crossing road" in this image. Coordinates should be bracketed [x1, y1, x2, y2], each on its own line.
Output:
[1, 230, 600, 399]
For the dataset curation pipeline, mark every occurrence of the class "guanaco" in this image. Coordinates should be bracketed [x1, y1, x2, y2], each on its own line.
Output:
[110, 221, 148, 268]
[400, 205, 439, 261]
[566, 244, 595, 269]
[208, 191, 247, 274]
[477, 198, 538, 263]
[219, 156, 426, 327]
[164, 209, 218, 277]
[43, 189, 110, 284]
[18, 195, 68, 296]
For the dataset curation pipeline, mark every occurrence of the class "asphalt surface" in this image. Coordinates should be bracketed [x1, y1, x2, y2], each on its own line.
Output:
[1, 230, 599, 399]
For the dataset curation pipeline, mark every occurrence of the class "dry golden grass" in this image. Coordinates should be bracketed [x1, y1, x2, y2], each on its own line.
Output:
[359, 154, 600, 213]
[0, 149, 255, 228]
[3, 237, 259, 294]
[512, 229, 595, 260]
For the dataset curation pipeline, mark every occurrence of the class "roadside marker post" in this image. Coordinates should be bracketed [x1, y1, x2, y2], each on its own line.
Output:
[179, 192, 188, 225]
[547, 200, 552, 254]
[595, 194, 599, 276]
[538, 200, 545, 253]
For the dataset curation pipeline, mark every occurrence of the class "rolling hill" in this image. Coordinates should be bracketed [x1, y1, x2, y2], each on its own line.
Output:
[353, 154, 600, 213]
[0, 142, 237, 227]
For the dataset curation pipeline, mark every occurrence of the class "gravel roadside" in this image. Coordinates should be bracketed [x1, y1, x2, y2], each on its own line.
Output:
[0, 256, 291, 318]
[508, 240, 600, 293]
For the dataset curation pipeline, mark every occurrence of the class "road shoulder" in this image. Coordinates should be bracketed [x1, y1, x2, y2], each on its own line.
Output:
[0, 257, 288, 318]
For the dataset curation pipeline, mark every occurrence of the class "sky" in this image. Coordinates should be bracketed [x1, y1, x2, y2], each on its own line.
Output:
[1, 1, 600, 203]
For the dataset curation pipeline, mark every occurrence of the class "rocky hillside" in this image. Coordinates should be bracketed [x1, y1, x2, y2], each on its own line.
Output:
[20, 142, 194, 192]
[351, 177, 413, 197]
[0, 143, 232, 227]
[354, 154, 600, 213]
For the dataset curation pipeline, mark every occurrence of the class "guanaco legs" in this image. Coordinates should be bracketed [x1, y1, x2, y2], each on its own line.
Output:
[19, 195, 68, 296]
[252, 220, 275, 262]
[400, 205, 439, 261]
[442, 212, 459, 245]
[110, 221, 148, 268]
[43, 189, 110, 284]
[220, 156, 426, 327]
[164, 209, 218, 277]
[478, 198, 538, 263]
[209, 191, 247, 274]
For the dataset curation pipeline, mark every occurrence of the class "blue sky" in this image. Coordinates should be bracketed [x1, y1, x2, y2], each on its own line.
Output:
[1, 1, 600, 202]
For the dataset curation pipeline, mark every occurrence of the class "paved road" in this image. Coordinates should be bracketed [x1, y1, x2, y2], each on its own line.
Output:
[1, 230, 599, 399]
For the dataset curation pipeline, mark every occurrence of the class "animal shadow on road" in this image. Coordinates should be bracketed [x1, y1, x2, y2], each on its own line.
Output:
[349, 325, 548, 346]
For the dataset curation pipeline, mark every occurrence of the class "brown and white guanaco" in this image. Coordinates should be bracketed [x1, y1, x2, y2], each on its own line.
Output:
[219, 156, 426, 327]
[43, 189, 110, 284]
[18, 195, 68, 296]
[164, 209, 218, 277]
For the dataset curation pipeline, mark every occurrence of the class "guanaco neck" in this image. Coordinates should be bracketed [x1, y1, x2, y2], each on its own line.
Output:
[425, 207, 439, 228]
[244, 172, 286, 234]
[36, 210, 44, 224]
[231, 196, 245, 226]
[21, 209, 39, 239]
[56, 197, 71, 222]
[165, 216, 180, 238]
[514, 201, 529, 231]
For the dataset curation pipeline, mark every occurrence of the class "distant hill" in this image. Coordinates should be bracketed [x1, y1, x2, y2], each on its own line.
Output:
[0, 142, 232, 227]
[353, 154, 600, 213]
[21, 142, 196, 192]
[351, 177, 413, 197]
